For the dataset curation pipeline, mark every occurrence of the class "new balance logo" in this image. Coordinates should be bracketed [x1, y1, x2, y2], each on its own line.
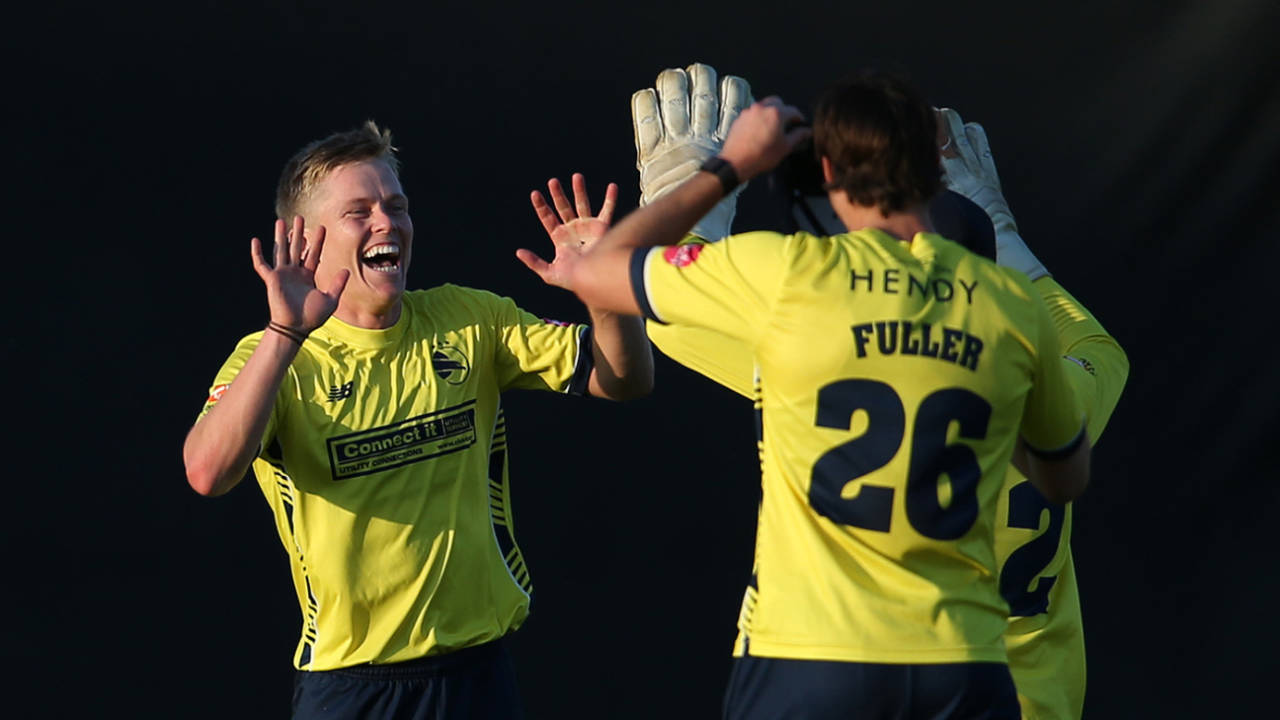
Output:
[327, 381, 354, 401]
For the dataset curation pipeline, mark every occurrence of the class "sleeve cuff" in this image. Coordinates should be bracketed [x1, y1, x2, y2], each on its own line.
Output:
[566, 325, 594, 396]
[629, 247, 663, 324]
[1023, 422, 1087, 461]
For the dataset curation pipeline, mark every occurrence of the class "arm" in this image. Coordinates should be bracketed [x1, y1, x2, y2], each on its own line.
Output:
[568, 97, 811, 315]
[1022, 435, 1091, 504]
[937, 108, 1120, 502]
[516, 174, 653, 400]
[183, 217, 349, 496]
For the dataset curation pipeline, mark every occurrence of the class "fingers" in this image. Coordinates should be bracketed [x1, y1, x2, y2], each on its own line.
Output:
[571, 173, 592, 219]
[964, 122, 998, 180]
[289, 216, 305, 264]
[656, 67, 691, 138]
[303, 225, 326, 272]
[514, 248, 552, 281]
[547, 177, 575, 224]
[250, 236, 270, 279]
[688, 63, 718, 139]
[324, 268, 351, 299]
[784, 120, 813, 150]
[598, 183, 618, 225]
[530, 190, 560, 237]
[273, 218, 288, 268]
[718, 75, 752, 140]
[937, 108, 967, 160]
[632, 88, 663, 158]
[934, 107, 956, 158]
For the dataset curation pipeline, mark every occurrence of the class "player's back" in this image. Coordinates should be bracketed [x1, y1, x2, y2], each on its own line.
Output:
[741, 227, 1055, 664]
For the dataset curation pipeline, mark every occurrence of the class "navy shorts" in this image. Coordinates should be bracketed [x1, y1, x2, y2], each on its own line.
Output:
[292, 639, 523, 720]
[723, 655, 1020, 720]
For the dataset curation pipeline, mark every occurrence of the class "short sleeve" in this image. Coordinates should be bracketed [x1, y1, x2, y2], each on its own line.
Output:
[196, 332, 283, 454]
[490, 296, 593, 395]
[630, 231, 790, 350]
[1034, 277, 1130, 443]
[1019, 296, 1088, 458]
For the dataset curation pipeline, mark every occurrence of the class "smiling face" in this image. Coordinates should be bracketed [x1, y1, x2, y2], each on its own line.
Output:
[304, 159, 413, 328]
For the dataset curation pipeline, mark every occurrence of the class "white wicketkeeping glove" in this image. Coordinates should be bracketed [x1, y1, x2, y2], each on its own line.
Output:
[632, 63, 752, 241]
[936, 107, 1049, 280]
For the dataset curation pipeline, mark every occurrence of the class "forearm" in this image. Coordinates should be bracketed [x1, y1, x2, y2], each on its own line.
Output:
[572, 172, 727, 314]
[183, 331, 298, 496]
[585, 308, 654, 400]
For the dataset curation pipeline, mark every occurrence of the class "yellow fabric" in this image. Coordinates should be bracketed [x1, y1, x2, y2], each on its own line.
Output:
[198, 285, 589, 670]
[638, 229, 1084, 664]
[651, 258, 1126, 716]
[998, 277, 1129, 719]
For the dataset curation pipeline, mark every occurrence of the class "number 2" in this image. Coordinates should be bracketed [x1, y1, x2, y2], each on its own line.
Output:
[999, 481, 1065, 617]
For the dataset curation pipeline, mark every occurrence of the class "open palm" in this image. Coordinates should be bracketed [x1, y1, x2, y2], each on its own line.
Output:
[251, 216, 349, 332]
[517, 173, 618, 291]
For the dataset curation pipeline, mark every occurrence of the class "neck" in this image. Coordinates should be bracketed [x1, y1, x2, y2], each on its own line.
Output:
[333, 299, 403, 330]
[828, 191, 934, 242]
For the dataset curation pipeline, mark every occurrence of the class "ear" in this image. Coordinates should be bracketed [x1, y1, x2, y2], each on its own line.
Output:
[820, 156, 835, 184]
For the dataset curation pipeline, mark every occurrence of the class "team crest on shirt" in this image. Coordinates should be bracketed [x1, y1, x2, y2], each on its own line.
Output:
[663, 244, 704, 267]
[206, 383, 229, 405]
[431, 342, 471, 385]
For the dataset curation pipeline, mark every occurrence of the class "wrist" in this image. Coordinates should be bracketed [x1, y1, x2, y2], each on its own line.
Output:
[266, 320, 310, 346]
[994, 229, 1050, 281]
[699, 156, 741, 197]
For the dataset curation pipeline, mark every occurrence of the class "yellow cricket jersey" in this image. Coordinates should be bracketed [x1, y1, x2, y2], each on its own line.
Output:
[633, 229, 1085, 664]
[198, 285, 592, 671]
[997, 277, 1128, 720]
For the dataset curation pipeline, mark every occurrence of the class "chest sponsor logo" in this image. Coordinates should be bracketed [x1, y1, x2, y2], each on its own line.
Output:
[431, 342, 471, 385]
[326, 400, 478, 480]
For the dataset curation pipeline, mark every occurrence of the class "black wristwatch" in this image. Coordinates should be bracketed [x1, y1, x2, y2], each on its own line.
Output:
[699, 156, 741, 197]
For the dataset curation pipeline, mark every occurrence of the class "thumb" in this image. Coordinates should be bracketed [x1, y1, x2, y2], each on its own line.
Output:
[515, 249, 553, 282]
[325, 269, 351, 299]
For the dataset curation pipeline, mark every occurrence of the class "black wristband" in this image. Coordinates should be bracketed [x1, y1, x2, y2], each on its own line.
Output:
[699, 156, 740, 197]
[266, 321, 309, 346]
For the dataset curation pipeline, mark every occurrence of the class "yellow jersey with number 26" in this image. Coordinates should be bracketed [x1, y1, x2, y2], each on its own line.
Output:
[632, 229, 1084, 664]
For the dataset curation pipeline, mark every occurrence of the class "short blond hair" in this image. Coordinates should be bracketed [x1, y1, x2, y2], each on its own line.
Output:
[275, 120, 400, 221]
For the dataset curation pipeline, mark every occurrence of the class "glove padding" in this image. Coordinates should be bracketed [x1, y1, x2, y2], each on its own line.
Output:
[936, 107, 1049, 280]
[632, 63, 751, 241]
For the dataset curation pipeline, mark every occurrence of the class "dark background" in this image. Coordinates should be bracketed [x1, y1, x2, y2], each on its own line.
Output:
[11, 0, 1279, 717]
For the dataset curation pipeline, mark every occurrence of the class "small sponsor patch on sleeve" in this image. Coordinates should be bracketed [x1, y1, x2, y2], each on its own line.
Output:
[663, 243, 704, 268]
[1063, 355, 1096, 376]
[207, 383, 230, 404]
[541, 318, 572, 327]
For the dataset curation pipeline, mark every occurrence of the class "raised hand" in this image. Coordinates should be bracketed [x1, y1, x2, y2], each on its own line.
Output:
[935, 107, 1048, 280]
[250, 216, 350, 334]
[632, 63, 752, 240]
[935, 108, 1018, 235]
[516, 173, 618, 291]
[719, 95, 811, 184]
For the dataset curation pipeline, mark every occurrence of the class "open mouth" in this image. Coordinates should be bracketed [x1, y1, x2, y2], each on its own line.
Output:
[361, 244, 402, 273]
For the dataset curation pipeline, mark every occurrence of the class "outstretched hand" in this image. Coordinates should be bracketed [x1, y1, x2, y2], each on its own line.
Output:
[517, 173, 618, 291]
[250, 216, 350, 333]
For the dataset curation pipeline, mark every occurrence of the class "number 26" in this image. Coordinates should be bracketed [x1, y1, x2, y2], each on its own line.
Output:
[809, 379, 993, 539]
